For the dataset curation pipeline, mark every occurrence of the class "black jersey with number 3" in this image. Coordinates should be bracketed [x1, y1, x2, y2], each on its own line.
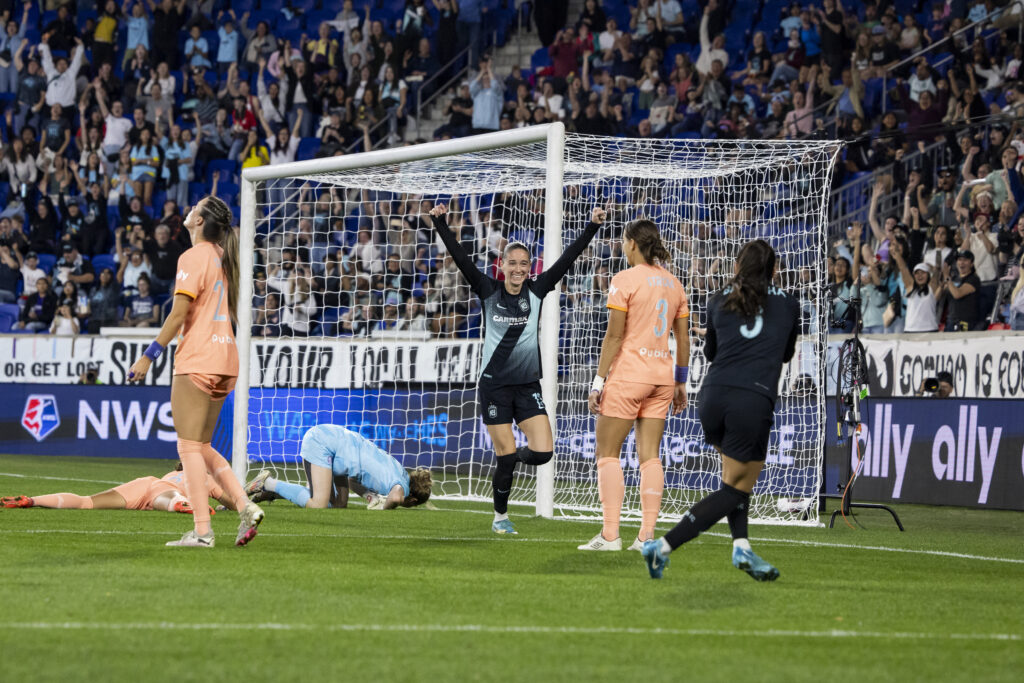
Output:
[702, 287, 800, 402]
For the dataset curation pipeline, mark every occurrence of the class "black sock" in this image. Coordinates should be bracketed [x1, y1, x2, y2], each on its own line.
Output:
[515, 446, 553, 466]
[664, 484, 748, 550]
[492, 454, 517, 515]
[727, 488, 751, 540]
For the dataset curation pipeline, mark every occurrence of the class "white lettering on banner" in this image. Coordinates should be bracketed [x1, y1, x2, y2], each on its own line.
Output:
[78, 401, 108, 439]
[851, 403, 913, 498]
[112, 401, 158, 440]
[930, 406, 1001, 504]
[77, 400, 175, 442]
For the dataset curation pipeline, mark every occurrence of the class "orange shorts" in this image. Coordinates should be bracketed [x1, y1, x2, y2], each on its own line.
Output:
[600, 379, 674, 420]
[187, 373, 237, 400]
[113, 476, 177, 510]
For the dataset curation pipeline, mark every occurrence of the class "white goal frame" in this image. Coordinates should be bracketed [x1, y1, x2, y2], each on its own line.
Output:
[234, 123, 568, 517]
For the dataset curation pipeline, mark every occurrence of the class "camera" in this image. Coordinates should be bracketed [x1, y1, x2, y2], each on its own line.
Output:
[923, 377, 939, 393]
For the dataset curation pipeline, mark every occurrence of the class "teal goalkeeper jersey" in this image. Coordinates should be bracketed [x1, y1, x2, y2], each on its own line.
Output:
[304, 424, 410, 497]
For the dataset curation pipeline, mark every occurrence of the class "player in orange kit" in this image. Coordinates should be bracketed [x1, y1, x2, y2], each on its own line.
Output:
[2, 465, 233, 515]
[127, 196, 264, 548]
[579, 218, 690, 552]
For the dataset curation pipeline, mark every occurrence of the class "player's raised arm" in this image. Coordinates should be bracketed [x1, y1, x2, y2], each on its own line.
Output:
[429, 203, 487, 293]
[534, 207, 606, 294]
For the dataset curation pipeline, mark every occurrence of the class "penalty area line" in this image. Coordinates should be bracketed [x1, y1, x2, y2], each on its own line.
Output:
[5, 622, 1021, 642]
[0, 472, 123, 486]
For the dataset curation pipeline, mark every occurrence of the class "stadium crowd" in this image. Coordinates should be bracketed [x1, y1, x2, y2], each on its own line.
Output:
[0, 0, 1022, 339]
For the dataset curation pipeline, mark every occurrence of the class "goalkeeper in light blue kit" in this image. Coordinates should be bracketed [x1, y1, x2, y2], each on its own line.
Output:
[245, 425, 433, 510]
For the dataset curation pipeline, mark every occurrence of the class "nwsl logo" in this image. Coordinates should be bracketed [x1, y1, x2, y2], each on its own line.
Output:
[21, 395, 60, 441]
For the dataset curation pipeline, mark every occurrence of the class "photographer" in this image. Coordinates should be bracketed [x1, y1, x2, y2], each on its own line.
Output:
[917, 371, 954, 398]
[78, 368, 101, 385]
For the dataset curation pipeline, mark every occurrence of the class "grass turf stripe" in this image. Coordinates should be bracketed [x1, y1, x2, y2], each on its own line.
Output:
[5, 622, 1020, 641]
[0, 472, 123, 485]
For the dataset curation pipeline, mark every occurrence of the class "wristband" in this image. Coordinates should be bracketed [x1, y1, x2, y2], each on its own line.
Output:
[591, 375, 605, 393]
[143, 341, 165, 361]
[675, 366, 689, 383]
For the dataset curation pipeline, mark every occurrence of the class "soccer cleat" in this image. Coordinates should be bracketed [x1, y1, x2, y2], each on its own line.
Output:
[244, 470, 271, 499]
[171, 500, 216, 516]
[626, 538, 646, 552]
[236, 502, 265, 546]
[166, 530, 215, 548]
[732, 546, 780, 582]
[492, 518, 518, 535]
[1, 496, 33, 508]
[641, 540, 670, 579]
[577, 533, 622, 551]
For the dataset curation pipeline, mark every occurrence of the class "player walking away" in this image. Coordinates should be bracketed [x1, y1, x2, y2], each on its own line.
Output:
[642, 239, 798, 581]
[127, 196, 264, 549]
[430, 203, 606, 535]
[243, 424, 433, 510]
[580, 219, 690, 552]
[2, 465, 234, 516]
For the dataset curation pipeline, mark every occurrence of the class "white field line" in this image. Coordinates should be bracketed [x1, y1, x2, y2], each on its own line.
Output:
[0, 472, 123, 485]
[2, 472, 1021, 565]
[3, 621, 1020, 641]
[0, 527, 1022, 565]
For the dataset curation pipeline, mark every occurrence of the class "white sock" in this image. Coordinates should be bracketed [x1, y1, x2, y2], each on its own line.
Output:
[494, 512, 509, 522]
[659, 537, 672, 556]
[264, 476, 279, 492]
[733, 538, 752, 552]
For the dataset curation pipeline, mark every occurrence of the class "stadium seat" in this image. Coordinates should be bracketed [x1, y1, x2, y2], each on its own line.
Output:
[37, 254, 56, 274]
[297, 137, 321, 159]
[92, 254, 117, 274]
[530, 47, 552, 70]
[249, 10, 278, 30]
[217, 182, 240, 204]
[206, 159, 239, 185]
[260, 0, 285, 13]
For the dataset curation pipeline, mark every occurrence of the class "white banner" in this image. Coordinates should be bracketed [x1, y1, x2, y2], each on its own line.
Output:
[0, 336, 484, 389]
[827, 334, 1024, 399]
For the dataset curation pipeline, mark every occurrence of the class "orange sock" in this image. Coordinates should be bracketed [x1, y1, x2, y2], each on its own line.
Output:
[178, 438, 211, 535]
[31, 493, 94, 509]
[597, 457, 624, 541]
[200, 443, 248, 511]
[638, 459, 664, 541]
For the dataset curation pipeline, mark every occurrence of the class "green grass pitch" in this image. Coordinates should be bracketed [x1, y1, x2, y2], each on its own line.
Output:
[1, 454, 1021, 682]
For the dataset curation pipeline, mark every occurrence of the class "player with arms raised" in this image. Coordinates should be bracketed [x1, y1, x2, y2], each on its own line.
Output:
[580, 219, 689, 552]
[430, 202, 606, 535]
[244, 424, 433, 510]
[127, 196, 264, 548]
[642, 240, 798, 581]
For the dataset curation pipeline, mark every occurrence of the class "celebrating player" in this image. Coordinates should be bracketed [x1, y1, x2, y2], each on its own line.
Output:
[642, 240, 798, 581]
[580, 219, 689, 552]
[430, 202, 605, 535]
[2, 465, 233, 515]
[244, 424, 433, 510]
[127, 196, 264, 549]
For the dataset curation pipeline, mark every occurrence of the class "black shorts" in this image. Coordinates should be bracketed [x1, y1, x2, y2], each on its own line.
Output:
[478, 380, 547, 426]
[698, 384, 775, 463]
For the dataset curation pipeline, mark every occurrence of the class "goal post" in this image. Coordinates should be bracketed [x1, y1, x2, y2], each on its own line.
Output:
[235, 128, 841, 526]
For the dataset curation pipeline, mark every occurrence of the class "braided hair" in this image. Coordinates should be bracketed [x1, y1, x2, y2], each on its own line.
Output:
[198, 196, 238, 324]
[624, 219, 671, 265]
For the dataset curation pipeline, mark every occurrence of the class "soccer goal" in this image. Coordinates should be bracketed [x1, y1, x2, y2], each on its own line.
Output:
[235, 124, 841, 526]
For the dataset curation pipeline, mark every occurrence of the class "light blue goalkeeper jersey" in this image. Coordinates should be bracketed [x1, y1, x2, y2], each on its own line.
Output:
[300, 424, 410, 496]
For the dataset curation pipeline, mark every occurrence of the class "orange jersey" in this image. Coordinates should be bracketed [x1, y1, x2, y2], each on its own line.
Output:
[158, 469, 224, 502]
[114, 471, 223, 510]
[173, 242, 238, 377]
[606, 263, 689, 385]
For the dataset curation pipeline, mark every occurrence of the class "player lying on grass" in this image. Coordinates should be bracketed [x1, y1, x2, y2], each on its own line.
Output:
[430, 202, 606, 535]
[2, 465, 233, 515]
[642, 239, 798, 582]
[244, 424, 433, 510]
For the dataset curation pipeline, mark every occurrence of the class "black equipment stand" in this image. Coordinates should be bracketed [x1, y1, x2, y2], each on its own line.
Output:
[826, 294, 904, 531]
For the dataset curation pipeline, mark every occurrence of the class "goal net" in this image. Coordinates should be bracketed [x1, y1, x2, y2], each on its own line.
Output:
[235, 125, 840, 526]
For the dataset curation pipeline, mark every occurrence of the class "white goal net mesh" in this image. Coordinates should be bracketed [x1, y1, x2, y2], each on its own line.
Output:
[240, 133, 839, 525]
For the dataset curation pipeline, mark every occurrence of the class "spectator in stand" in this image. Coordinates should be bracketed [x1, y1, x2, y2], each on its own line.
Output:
[122, 271, 158, 327]
[0, 240, 20, 303]
[143, 223, 182, 295]
[149, 0, 186, 70]
[160, 115, 199, 209]
[549, 27, 581, 79]
[28, 195, 58, 255]
[470, 56, 502, 134]
[52, 242, 96, 291]
[769, 28, 805, 86]
[83, 267, 120, 333]
[943, 250, 983, 330]
[129, 127, 161, 207]
[816, 0, 846, 76]
[696, 2, 729, 77]
[19, 249, 44, 295]
[435, 81, 474, 139]
[867, 24, 899, 78]
[11, 41, 46, 135]
[0, 4, 31, 94]
[38, 36, 84, 112]
[784, 66, 817, 138]
[115, 239, 151, 295]
[892, 240, 942, 333]
[15, 275, 55, 331]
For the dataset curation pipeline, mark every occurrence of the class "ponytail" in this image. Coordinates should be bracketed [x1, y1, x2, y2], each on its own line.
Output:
[199, 195, 238, 324]
[723, 239, 775, 319]
[624, 219, 671, 265]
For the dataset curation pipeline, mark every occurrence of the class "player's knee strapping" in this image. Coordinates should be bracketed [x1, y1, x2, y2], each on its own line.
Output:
[515, 446, 553, 466]
[178, 438, 211, 529]
[664, 483, 748, 550]
[492, 454, 517, 514]
[200, 442, 248, 509]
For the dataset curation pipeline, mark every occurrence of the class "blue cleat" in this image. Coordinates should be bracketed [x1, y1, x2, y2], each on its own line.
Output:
[732, 546, 780, 582]
[492, 518, 518, 535]
[641, 540, 670, 579]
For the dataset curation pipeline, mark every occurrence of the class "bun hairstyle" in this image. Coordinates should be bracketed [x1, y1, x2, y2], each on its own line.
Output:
[198, 196, 239, 324]
[724, 239, 776, 319]
[624, 219, 671, 265]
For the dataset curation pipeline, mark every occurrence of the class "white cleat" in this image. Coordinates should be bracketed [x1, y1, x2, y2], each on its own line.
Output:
[236, 502, 265, 546]
[244, 469, 270, 498]
[627, 538, 647, 552]
[577, 533, 622, 551]
[166, 530, 215, 548]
